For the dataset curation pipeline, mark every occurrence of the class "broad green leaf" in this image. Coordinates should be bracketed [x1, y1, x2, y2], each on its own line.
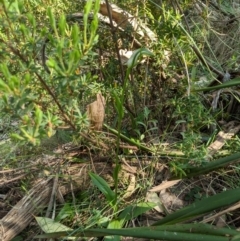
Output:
[35, 216, 73, 233]
[89, 172, 116, 205]
[118, 202, 156, 221]
[46, 58, 56, 68]
[5, 0, 21, 14]
[105, 220, 122, 241]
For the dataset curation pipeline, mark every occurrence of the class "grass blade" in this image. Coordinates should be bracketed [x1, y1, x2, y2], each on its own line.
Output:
[152, 187, 240, 225]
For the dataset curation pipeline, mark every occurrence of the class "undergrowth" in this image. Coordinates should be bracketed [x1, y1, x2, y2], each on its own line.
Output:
[1, 0, 240, 241]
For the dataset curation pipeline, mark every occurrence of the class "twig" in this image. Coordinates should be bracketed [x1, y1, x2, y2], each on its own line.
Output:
[45, 165, 60, 218]
[104, 0, 125, 83]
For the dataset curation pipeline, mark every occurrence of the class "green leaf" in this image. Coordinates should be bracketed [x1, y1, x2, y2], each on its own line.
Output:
[0, 63, 11, 78]
[93, 0, 101, 15]
[112, 91, 124, 119]
[34, 106, 43, 126]
[47, 8, 57, 34]
[27, 13, 36, 28]
[152, 187, 240, 225]
[35, 223, 239, 240]
[55, 203, 74, 222]
[89, 18, 99, 46]
[35, 216, 73, 233]
[83, 0, 93, 46]
[0, 79, 11, 93]
[71, 24, 80, 46]
[105, 220, 121, 241]
[127, 48, 154, 69]
[84, 0, 93, 15]
[58, 15, 66, 36]
[185, 152, 240, 178]
[89, 172, 116, 205]
[118, 202, 156, 221]
[113, 164, 121, 189]
[194, 78, 240, 92]
[11, 133, 25, 141]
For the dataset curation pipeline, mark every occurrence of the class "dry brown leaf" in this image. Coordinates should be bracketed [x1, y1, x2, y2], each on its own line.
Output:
[149, 180, 181, 192]
[207, 123, 240, 155]
[87, 93, 106, 130]
[160, 189, 185, 212]
[215, 215, 227, 228]
[123, 174, 136, 199]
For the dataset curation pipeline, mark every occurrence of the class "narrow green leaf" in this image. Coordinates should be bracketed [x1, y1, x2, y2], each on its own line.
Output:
[112, 91, 124, 119]
[35, 223, 238, 240]
[185, 152, 240, 178]
[113, 164, 121, 189]
[127, 48, 153, 69]
[71, 24, 80, 46]
[34, 106, 43, 126]
[58, 15, 66, 36]
[83, 0, 93, 46]
[47, 8, 57, 34]
[93, 0, 101, 15]
[0, 63, 11, 78]
[0, 79, 11, 93]
[24, 73, 31, 85]
[84, 0, 93, 15]
[194, 78, 240, 92]
[11, 133, 25, 141]
[27, 13, 36, 28]
[152, 187, 240, 225]
[89, 18, 99, 46]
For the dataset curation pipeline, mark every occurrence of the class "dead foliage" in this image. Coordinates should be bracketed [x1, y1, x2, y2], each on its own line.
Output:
[87, 92, 106, 131]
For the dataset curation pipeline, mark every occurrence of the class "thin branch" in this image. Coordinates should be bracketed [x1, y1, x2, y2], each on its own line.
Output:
[104, 0, 125, 83]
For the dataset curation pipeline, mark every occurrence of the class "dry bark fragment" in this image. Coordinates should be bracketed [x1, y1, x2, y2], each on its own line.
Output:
[87, 93, 106, 130]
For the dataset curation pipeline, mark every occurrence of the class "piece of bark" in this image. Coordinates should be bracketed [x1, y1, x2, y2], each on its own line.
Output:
[0, 160, 140, 241]
[0, 163, 100, 241]
[0, 178, 53, 241]
[99, 1, 156, 41]
[87, 93, 106, 130]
